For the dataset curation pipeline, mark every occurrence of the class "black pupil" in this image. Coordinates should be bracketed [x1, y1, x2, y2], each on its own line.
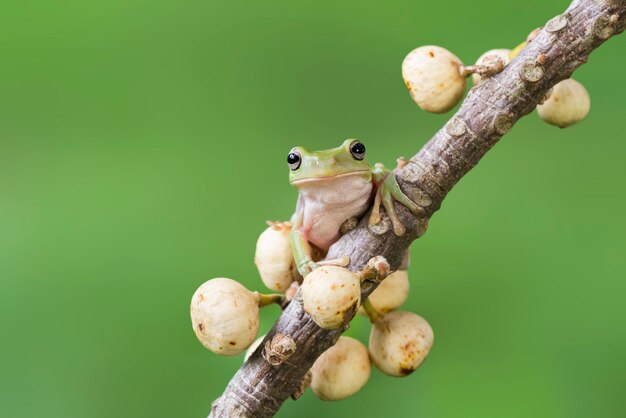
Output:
[287, 153, 300, 165]
[352, 143, 365, 155]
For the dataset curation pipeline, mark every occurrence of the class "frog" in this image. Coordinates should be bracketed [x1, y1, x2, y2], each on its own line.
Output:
[287, 139, 423, 277]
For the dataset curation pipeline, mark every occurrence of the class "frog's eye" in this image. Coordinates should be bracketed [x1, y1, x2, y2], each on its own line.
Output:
[349, 141, 366, 161]
[287, 150, 302, 171]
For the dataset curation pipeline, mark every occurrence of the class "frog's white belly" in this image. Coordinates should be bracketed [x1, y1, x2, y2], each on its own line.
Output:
[298, 175, 373, 251]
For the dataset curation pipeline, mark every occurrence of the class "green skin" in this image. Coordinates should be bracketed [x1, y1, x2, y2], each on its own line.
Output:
[288, 139, 422, 277]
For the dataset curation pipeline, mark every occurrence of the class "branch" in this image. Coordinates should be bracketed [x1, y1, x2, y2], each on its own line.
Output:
[209, 1, 626, 416]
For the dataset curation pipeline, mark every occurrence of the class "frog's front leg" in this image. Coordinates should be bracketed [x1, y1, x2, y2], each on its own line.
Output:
[291, 221, 351, 277]
[290, 213, 318, 277]
[290, 206, 352, 276]
[370, 163, 424, 236]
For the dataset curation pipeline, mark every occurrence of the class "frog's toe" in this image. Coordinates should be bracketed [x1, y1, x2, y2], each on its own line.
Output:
[373, 171, 423, 236]
[340, 217, 359, 235]
[298, 260, 319, 277]
[392, 221, 406, 236]
[368, 188, 383, 226]
[382, 190, 407, 237]
[390, 187, 424, 217]
[318, 256, 351, 268]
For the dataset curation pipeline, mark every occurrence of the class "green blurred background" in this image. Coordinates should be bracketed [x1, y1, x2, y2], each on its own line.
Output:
[1, 0, 625, 417]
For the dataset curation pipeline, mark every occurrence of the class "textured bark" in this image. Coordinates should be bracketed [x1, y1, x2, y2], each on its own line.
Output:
[209, 1, 626, 416]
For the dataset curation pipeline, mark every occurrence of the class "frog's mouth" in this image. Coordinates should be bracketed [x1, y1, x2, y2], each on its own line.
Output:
[290, 170, 371, 186]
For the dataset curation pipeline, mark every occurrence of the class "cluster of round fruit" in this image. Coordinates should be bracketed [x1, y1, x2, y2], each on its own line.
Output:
[402, 28, 590, 128]
[190, 221, 434, 401]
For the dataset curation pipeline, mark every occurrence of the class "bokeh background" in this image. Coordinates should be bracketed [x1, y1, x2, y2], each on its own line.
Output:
[1, 0, 625, 417]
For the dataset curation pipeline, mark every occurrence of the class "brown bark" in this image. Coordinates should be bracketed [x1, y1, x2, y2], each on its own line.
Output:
[209, 1, 626, 416]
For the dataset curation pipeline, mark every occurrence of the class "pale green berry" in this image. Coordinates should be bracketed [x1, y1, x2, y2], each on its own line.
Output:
[190, 278, 259, 356]
[311, 337, 371, 401]
[255, 223, 298, 292]
[368, 270, 409, 313]
[537, 79, 590, 128]
[402, 45, 467, 113]
[369, 311, 434, 376]
[302, 266, 361, 330]
[359, 270, 409, 315]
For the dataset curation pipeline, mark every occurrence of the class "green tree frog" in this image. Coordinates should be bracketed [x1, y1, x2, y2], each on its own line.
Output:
[288, 139, 422, 276]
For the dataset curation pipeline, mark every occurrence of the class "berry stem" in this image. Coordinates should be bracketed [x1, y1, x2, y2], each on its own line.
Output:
[361, 298, 382, 323]
[358, 256, 391, 283]
[256, 292, 286, 308]
[459, 55, 505, 79]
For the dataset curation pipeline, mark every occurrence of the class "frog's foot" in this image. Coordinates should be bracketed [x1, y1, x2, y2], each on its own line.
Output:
[369, 184, 383, 226]
[318, 256, 350, 268]
[369, 166, 424, 236]
[298, 256, 350, 276]
[297, 260, 319, 277]
[339, 217, 359, 235]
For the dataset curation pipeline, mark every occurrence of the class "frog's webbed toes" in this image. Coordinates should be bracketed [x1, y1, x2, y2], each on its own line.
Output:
[318, 256, 351, 268]
[369, 176, 407, 236]
[301, 256, 350, 276]
[392, 189, 424, 218]
[370, 166, 425, 236]
[298, 260, 319, 277]
[381, 187, 406, 236]
[368, 187, 383, 226]
[340, 217, 359, 235]
[380, 172, 426, 236]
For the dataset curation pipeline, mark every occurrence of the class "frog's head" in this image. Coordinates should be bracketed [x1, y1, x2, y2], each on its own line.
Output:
[288, 139, 370, 186]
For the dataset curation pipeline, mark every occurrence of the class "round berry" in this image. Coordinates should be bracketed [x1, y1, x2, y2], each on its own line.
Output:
[402, 45, 467, 113]
[302, 266, 361, 330]
[190, 278, 260, 356]
[255, 223, 299, 292]
[369, 311, 434, 376]
[537, 78, 590, 128]
[311, 337, 371, 401]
